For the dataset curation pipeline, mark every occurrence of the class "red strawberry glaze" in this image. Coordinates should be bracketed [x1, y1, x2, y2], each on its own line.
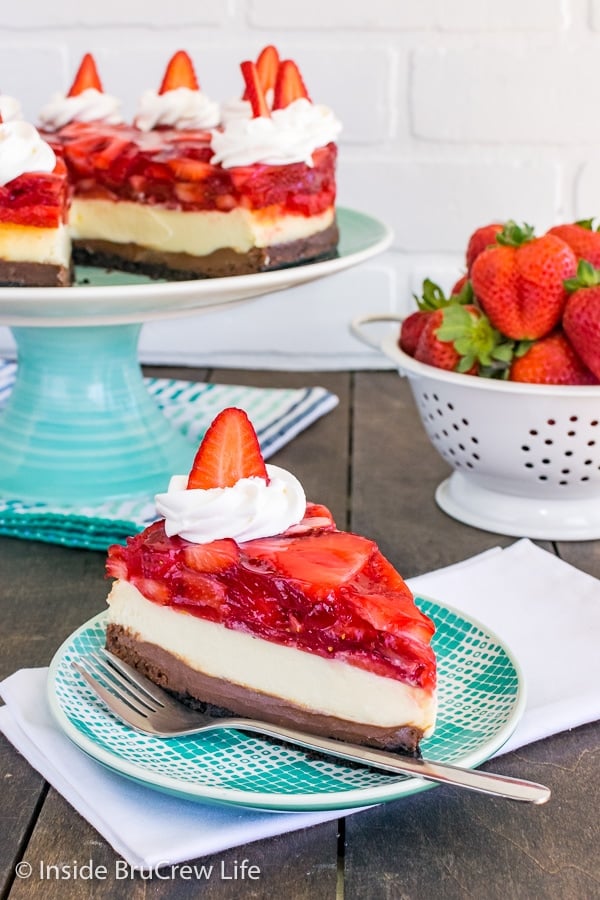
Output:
[47, 120, 337, 216]
[0, 157, 71, 228]
[106, 504, 436, 692]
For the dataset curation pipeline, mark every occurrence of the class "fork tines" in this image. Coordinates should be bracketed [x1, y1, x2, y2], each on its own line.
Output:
[71, 647, 203, 735]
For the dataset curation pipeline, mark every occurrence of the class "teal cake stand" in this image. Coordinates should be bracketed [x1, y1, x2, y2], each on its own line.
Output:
[0, 209, 392, 505]
[2, 321, 195, 504]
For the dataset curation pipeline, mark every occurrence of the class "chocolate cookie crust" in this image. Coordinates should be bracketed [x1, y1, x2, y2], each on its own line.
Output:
[0, 259, 72, 287]
[74, 220, 339, 280]
[106, 622, 424, 754]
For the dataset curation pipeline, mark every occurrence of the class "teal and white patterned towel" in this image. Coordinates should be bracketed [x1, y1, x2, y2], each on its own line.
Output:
[0, 361, 338, 551]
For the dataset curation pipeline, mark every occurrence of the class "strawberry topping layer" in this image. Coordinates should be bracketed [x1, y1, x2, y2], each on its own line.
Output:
[0, 157, 71, 228]
[106, 503, 436, 692]
[46, 121, 336, 215]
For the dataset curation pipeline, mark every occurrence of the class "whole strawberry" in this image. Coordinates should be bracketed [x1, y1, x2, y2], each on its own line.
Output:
[509, 331, 598, 385]
[562, 260, 600, 379]
[414, 304, 514, 375]
[471, 221, 577, 340]
[399, 278, 471, 357]
[414, 309, 466, 370]
[400, 310, 429, 357]
[547, 219, 600, 268]
[466, 222, 503, 273]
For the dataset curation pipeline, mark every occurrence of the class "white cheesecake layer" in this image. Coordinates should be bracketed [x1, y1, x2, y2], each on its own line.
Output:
[69, 199, 335, 255]
[107, 580, 436, 735]
[0, 221, 70, 265]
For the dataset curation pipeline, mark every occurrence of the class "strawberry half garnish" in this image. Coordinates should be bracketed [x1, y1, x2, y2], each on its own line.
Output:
[272, 59, 310, 110]
[256, 45, 280, 93]
[159, 50, 199, 94]
[187, 407, 269, 490]
[240, 61, 270, 118]
[68, 53, 103, 97]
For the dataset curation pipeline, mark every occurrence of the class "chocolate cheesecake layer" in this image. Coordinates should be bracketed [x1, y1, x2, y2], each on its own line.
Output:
[73, 220, 339, 281]
[0, 259, 72, 287]
[106, 623, 424, 754]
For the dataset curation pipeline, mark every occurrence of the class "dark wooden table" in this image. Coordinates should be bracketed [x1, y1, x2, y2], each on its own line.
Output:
[1, 367, 598, 899]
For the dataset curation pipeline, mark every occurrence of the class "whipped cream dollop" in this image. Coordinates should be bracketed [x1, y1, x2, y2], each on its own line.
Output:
[0, 94, 24, 122]
[135, 87, 220, 132]
[210, 97, 342, 168]
[39, 87, 123, 131]
[219, 97, 252, 124]
[155, 464, 306, 544]
[0, 120, 56, 186]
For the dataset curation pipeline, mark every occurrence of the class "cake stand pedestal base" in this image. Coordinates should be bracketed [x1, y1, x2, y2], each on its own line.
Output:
[0, 324, 195, 505]
[436, 471, 600, 541]
[0, 210, 393, 508]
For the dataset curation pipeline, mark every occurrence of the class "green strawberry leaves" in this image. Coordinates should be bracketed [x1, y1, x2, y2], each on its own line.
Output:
[413, 278, 473, 312]
[435, 305, 517, 376]
[574, 217, 597, 231]
[564, 258, 600, 293]
[451, 278, 474, 305]
[495, 220, 535, 248]
[414, 278, 447, 311]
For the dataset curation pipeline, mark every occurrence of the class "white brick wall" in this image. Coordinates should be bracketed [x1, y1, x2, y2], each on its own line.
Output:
[0, 0, 599, 369]
[412, 45, 600, 144]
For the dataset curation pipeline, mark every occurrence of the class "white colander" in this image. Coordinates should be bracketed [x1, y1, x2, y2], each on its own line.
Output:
[351, 314, 600, 540]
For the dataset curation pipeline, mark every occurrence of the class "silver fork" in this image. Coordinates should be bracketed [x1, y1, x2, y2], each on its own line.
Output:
[72, 650, 550, 805]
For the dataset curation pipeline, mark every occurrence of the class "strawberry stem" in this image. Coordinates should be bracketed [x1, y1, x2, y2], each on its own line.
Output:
[452, 278, 474, 305]
[414, 279, 446, 311]
[495, 220, 535, 248]
[413, 278, 472, 312]
[564, 258, 600, 292]
[574, 217, 596, 231]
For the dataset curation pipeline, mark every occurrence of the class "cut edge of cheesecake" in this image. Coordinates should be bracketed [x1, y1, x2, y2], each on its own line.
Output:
[72, 219, 339, 280]
[105, 578, 437, 754]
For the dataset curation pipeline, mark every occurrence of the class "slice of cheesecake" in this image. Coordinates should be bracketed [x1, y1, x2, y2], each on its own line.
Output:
[105, 408, 436, 754]
[0, 115, 71, 287]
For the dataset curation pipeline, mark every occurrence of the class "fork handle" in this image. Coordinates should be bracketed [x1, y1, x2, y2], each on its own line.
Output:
[215, 718, 550, 804]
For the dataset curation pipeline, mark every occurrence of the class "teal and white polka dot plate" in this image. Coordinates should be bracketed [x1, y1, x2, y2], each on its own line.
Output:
[47, 597, 525, 812]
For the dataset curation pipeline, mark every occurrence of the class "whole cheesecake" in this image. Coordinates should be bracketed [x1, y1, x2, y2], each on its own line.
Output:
[40, 47, 341, 281]
[105, 408, 437, 754]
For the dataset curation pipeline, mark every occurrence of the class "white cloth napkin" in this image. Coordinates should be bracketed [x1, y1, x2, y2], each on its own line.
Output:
[407, 539, 600, 754]
[0, 670, 343, 870]
[1, 538, 599, 868]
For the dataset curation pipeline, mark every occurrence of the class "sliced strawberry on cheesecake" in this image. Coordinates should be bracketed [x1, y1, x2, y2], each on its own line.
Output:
[158, 49, 200, 94]
[239, 61, 271, 119]
[272, 59, 311, 109]
[255, 45, 280, 97]
[105, 407, 436, 754]
[67, 52, 104, 96]
[186, 405, 269, 488]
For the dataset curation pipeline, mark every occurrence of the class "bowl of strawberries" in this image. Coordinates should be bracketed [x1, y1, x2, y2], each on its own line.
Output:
[351, 220, 600, 540]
